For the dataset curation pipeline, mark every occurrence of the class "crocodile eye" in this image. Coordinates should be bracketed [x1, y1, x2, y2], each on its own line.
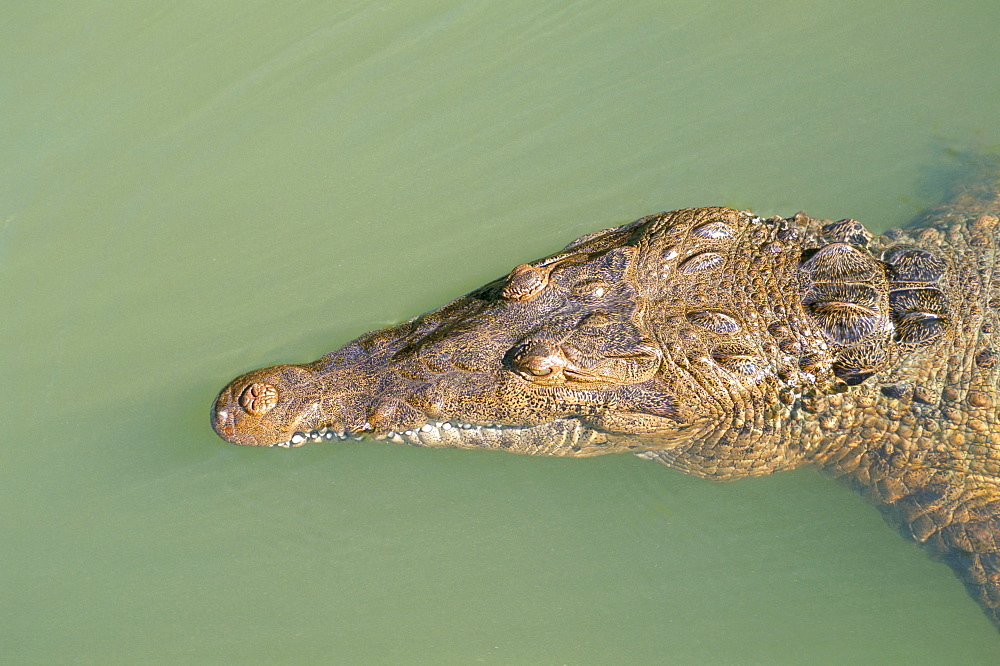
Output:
[502, 264, 549, 301]
[509, 340, 566, 381]
[239, 382, 279, 415]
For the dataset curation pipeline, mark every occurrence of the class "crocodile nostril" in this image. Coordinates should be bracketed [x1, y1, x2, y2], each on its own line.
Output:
[239, 382, 279, 415]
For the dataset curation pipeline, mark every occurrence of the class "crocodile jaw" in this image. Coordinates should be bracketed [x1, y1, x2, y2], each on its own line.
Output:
[209, 346, 687, 453]
[209, 361, 632, 454]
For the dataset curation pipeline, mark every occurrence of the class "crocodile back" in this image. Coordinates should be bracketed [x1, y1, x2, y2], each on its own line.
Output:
[815, 168, 1000, 625]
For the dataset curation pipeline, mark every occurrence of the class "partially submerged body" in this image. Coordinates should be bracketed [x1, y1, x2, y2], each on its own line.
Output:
[213, 160, 1000, 627]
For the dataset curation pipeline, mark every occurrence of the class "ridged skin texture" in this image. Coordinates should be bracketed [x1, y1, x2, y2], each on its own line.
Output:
[213, 164, 1000, 628]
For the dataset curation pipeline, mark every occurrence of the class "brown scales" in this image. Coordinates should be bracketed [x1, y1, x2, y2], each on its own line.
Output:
[212, 162, 1000, 629]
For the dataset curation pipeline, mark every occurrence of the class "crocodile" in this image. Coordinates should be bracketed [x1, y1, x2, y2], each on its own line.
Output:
[212, 159, 1000, 628]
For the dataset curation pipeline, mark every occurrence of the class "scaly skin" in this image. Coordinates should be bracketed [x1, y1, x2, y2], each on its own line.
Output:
[212, 161, 1000, 627]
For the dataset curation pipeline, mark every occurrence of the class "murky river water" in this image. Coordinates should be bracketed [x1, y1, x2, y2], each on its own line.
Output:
[3, 2, 1000, 661]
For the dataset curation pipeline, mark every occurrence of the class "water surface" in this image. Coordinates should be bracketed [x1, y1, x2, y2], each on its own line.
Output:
[3, 1, 1000, 661]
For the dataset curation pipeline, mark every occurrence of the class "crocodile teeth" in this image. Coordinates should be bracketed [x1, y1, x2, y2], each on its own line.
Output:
[271, 421, 521, 448]
[273, 426, 348, 448]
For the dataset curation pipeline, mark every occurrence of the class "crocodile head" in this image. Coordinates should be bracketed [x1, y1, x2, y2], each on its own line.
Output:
[212, 222, 690, 453]
[212, 208, 785, 455]
[212, 206, 897, 472]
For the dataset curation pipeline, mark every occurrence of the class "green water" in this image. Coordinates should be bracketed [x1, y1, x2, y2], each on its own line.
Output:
[3, 1, 1000, 661]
